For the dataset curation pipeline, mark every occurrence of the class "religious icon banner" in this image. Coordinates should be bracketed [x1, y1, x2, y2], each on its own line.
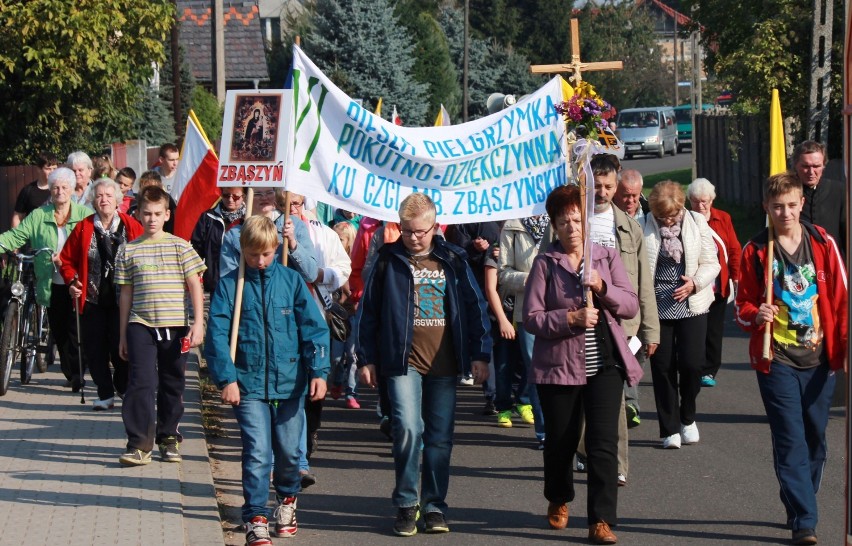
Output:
[286, 44, 568, 223]
[218, 90, 292, 187]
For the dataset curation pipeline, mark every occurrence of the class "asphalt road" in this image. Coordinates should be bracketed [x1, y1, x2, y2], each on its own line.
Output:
[205, 306, 846, 545]
[622, 149, 693, 177]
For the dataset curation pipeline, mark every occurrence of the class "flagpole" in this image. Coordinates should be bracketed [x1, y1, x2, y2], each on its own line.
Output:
[229, 188, 255, 361]
[763, 88, 786, 359]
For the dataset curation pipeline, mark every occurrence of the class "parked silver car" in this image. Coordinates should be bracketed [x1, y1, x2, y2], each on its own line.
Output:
[616, 107, 678, 158]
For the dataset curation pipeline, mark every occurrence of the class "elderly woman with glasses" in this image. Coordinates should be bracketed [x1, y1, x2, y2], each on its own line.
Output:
[642, 181, 720, 449]
[59, 178, 143, 409]
[190, 187, 247, 293]
[0, 167, 93, 389]
[686, 178, 742, 388]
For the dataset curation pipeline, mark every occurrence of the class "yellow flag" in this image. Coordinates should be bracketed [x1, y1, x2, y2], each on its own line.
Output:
[769, 89, 786, 175]
[434, 104, 451, 127]
[374, 97, 383, 117]
[560, 75, 574, 101]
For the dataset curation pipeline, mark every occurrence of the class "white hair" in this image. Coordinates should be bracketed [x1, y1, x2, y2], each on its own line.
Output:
[91, 178, 123, 199]
[686, 178, 716, 201]
[66, 151, 92, 170]
[47, 167, 75, 190]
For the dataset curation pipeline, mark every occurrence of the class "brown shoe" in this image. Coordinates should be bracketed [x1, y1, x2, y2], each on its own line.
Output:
[589, 521, 617, 544]
[547, 502, 568, 530]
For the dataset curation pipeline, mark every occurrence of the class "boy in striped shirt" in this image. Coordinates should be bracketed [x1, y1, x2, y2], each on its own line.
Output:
[116, 186, 206, 466]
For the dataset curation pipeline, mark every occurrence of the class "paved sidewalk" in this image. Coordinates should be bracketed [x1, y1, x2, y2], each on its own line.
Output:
[0, 351, 223, 546]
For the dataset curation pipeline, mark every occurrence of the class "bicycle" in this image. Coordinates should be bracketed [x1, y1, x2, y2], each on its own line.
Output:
[0, 243, 55, 395]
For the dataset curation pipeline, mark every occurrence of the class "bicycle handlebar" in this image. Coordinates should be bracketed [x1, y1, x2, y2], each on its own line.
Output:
[16, 247, 55, 261]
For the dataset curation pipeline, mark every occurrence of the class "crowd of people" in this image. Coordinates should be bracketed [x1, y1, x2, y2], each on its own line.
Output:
[0, 138, 845, 546]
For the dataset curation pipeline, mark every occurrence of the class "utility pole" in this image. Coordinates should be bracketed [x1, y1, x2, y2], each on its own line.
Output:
[171, 0, 182, 137]
[691, 30, 701, 179]
[673, 17, 679, 106]
[213, 0, 226, 103]
[808, 0, 832, 144]
[463, 0, 469, 122]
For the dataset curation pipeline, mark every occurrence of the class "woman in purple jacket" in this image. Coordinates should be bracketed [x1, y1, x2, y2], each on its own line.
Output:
[523, 184, 641, 545]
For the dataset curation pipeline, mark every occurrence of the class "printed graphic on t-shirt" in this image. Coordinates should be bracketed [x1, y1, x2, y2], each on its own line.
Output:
[772, 255, 821, 350]
[412, 263, 447, 327]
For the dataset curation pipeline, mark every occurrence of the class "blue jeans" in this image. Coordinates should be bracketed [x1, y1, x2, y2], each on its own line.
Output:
[232, 397, 304, 523]
[298, 409, 310, 473]
[756, 362, 835, 532]
[517, 323, 546, 440]
[493, 323, 527, 412]
[387, 368, 457, 514]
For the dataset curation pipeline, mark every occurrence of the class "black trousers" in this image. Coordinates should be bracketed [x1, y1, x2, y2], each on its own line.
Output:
[81, 303, 128, 400]
[537, 365, 623, 526]
[48, 283, 82, 381]
[702, 294, 727, 378]
[650, 314, 707, 437]
[122, 323, 188, 452]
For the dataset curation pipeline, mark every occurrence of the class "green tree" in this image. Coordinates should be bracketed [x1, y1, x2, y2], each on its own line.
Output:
[159, 42, 196, 138]
[305, 0, 429, 125]
[468, 0, 522, 47]
[191, 87, 224, 143]
[513, 0, 573, 66]
[439, 6, 542, 120]
[405, 12, 461, 124]
[577, 2, 669, 110]
[0, 0, 175, 163]
[132, 84, 177, 146]
[682, 0, 844, 146]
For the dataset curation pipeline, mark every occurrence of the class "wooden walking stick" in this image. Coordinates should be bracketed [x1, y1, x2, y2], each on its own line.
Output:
[229, 188, 254, 361]
[761, 218, 775, 359]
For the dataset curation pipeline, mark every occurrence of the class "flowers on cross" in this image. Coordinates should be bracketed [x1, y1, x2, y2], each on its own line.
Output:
[554, 81, 613, 141]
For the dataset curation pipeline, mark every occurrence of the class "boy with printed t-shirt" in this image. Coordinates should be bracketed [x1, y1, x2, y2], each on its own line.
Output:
[736, 172, 847, 546]
[116, 186, 206, 466]
[357, 193, 492, 536]
[205, 215, 330, 545]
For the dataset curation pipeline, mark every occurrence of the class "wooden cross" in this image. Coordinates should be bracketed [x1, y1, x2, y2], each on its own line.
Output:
[530, 18, 623, 84]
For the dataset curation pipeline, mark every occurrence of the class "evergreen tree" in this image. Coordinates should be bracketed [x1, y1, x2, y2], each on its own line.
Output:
[439, 6, 541, 120]
[513, 0, 573, 66]
[191, 87, 224, 142]
[305, 0, 428, 125]
[468, 0, 522, 47]
[406, 12, 461, 124]
[159, 42, 196, 138]
[132, 84, 178, 146]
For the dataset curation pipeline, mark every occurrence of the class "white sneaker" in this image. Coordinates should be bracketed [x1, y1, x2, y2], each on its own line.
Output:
[459, 375, 475, 386]
[92, 397, 115, 411]
[681, 422, 700, 444]
[662, 433, 681, 449]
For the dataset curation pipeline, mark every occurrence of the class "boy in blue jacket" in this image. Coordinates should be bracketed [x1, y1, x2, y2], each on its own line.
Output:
[205, 215, 330, 546]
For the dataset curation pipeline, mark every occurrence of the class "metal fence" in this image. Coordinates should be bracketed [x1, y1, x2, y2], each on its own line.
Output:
[694, 113, 770, 207]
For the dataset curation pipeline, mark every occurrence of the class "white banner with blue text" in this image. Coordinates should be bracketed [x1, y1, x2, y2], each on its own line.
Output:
[287, 45, 568, 223]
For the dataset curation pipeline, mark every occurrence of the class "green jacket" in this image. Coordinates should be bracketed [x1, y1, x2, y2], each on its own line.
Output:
[0, 203, 92, 306]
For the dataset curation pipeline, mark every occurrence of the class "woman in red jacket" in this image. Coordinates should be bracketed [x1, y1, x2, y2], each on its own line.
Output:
[60, 178, 142, 410]
[687, 178, 742, 387]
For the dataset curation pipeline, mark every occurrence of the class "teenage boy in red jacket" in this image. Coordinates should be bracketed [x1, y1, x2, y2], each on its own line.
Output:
[735, 172, 847, 546]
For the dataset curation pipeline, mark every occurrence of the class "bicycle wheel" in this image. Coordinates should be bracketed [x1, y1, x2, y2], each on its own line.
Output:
[0, 300, 20, 396]
[35, 305, 50, 373]
[20, 300, 37, 385]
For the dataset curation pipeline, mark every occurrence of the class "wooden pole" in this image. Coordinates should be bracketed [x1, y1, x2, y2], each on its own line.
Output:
[761, 220, 774, 359]
[577, 168, 594, 308]
[229, 188, 254, 361]
[281, 191, 290, 266]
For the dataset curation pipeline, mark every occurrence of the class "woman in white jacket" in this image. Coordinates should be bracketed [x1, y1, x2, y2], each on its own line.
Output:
[643, 182, 720, 449]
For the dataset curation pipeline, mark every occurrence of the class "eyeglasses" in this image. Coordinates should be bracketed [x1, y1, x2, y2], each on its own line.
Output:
[289, 201, 304, 209]
[400, 226, 435, 239]
[222, 193, 243, 201]
[255, 190, 275, 198]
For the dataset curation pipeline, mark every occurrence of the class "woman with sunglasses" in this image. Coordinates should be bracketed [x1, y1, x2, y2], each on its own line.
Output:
[190, 187, 247, 293]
